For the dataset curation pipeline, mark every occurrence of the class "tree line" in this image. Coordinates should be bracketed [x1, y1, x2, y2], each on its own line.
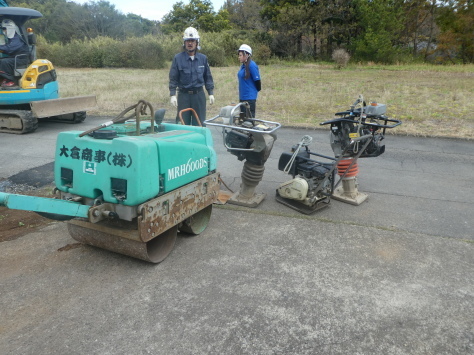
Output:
[221, 0, 473, 64]
[9, 0, 159, 42]
[8, 0, 474, 65]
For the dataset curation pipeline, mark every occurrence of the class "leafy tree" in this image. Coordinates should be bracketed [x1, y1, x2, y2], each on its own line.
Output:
[124, 14, 160, 37]
[260, 0, 314, 58]
[9, 0, 159, 43]
[260, 0, 356, 59]
[161, 0, 231, 33]
[402, 0, 439, 57]
[352, 0, 405, 63]
[81, 1, 126, 38]
[436, 0, 474, 63]
[224, 0, 267, 30]
[7, 0, 474, 64]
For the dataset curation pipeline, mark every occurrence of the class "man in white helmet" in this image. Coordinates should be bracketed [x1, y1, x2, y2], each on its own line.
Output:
[0, 18, 30, 87]
[169, 26, 215, 126]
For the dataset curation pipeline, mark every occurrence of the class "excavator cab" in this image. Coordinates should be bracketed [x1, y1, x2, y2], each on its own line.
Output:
[0, 7, 41, 80]
[13, 26, 38, 78]
[0, 6, 97, 134]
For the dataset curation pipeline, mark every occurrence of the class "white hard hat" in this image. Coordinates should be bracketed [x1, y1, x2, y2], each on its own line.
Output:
[1, 19, 19, 39]
[238, 44, 252, 56]
[183, 27, 200, 42]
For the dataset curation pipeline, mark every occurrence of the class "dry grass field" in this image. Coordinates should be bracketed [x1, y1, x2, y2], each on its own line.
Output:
[57, 63, 474, 139]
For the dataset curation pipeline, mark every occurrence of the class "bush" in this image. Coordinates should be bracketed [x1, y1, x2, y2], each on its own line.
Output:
[332, 48, 350, 69]
[119, 36, 165, 69]
[37, 31, 346, 69]
[203, 42, 227, 67]
[255, 44, 272, 65]
[37, 36, 166, 69]
[352, 29, 401, 64]
[159, 33, 184, 62]
[202, 30, 273, 67]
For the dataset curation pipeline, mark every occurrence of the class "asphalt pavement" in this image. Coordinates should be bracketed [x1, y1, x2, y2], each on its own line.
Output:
[0, 115, 473, 354]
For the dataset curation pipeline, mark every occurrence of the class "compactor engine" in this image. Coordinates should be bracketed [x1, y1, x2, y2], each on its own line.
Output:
[276, 135, 337, 214]
[325, 97, 392, 159]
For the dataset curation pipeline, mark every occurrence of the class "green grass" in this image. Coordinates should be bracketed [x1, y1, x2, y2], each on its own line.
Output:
[56, 63, 474, 139]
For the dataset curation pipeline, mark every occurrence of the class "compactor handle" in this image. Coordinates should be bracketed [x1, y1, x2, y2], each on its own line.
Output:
[205, 115, 281, 135]
[178, 108, 202, 127]
[320, 117, 402, 129]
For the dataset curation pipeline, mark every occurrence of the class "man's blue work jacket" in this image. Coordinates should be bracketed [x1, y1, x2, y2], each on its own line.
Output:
[169, 51, 214, 96]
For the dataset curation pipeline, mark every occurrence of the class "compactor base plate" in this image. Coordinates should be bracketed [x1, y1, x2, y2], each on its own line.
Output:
[331, 186, 368, 206]
[275, 191, 330, 215]
[227, 191, 266, 208]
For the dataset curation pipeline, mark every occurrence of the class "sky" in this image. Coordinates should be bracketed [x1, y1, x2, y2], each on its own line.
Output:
[72, 0, 227, 22]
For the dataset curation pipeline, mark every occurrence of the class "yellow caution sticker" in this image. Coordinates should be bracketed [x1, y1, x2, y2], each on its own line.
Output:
[349, 132, 360, 138]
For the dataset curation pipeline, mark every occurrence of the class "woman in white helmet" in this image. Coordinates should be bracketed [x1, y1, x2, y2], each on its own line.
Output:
[0, 18, 30, 87]
[169, 26, 215, 126]
[237, 44, 261, 118]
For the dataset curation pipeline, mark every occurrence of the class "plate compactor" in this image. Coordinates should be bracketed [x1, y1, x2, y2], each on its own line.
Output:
[276, 95, 402, 213]
[205, 102, 281, 207]
[0, 101, 220, 263]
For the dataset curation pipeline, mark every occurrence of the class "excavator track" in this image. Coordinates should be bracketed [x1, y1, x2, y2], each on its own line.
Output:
[0, 110, 38, 134]
[42, 111, 87, 124]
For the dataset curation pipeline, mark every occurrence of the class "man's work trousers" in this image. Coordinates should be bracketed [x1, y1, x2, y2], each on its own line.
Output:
[176, 89, 206, 126]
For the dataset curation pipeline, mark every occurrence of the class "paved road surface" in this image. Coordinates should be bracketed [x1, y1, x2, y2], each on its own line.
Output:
[1, 116, 473, 354]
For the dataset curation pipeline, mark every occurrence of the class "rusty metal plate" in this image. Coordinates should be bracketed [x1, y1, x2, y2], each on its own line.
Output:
[68, 218, 141, 241]
[137, 172, 220, 242]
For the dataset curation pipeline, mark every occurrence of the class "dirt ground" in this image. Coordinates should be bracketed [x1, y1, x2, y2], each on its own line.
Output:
[0, 162, 59, 241]
[0, 208, 53, 241]
[0, 187, 55, 242]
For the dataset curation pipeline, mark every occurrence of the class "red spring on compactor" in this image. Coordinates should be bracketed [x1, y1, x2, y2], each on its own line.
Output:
[337, 159, 359, 177]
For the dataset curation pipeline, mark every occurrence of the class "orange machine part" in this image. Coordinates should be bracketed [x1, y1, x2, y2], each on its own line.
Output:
[337, 159, 359, 177]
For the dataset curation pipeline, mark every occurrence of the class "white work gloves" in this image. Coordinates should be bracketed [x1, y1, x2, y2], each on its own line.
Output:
[170, 95, 177, 107]
[171, 94, 214, 106]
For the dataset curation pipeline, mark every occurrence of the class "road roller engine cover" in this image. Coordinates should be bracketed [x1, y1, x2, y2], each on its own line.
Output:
[0, 102, 220, 263]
